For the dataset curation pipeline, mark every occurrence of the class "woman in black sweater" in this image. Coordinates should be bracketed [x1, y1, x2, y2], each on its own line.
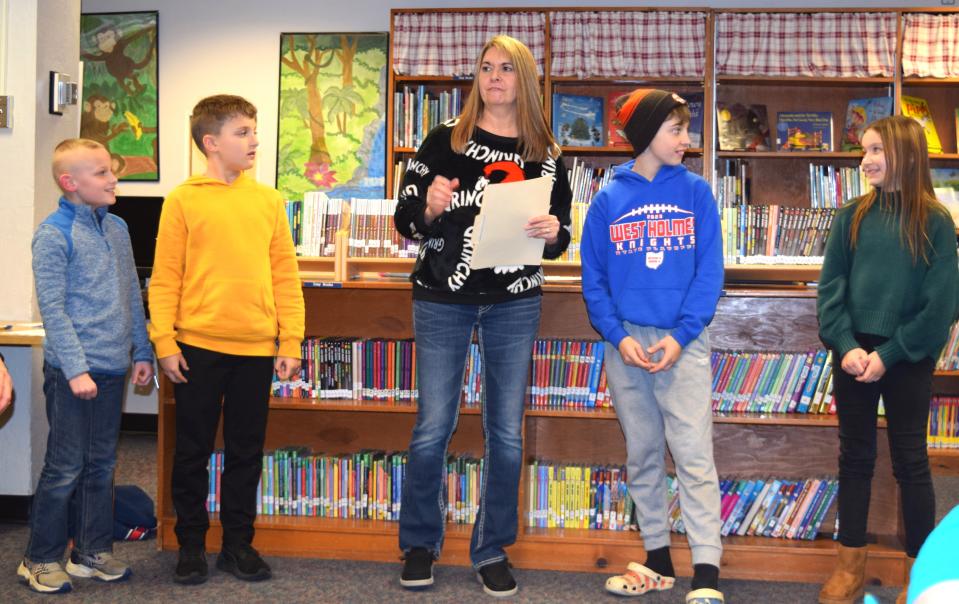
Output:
[393, 34, 571, 597]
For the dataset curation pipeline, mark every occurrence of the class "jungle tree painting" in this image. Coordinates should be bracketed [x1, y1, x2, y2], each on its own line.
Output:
[277, 33, 387, 202]
[79, 11, 159, 181]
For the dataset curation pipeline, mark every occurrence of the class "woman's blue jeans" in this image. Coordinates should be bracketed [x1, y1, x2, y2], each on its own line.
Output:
[399, 296, 541, 568]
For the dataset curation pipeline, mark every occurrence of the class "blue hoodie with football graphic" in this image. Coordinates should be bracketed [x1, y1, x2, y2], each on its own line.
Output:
[580, 161, 724, 349]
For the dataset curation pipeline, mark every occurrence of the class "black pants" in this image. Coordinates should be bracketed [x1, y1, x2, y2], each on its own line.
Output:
[171, 343, 274, 550]
[832, 335, 935, 557]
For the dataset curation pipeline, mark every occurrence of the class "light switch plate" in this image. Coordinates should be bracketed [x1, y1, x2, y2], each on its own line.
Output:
[49, 72, 78, 115]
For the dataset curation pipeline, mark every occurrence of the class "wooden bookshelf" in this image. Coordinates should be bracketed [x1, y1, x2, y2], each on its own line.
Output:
[156, 286, 919, 585]
[155, 7, 959, 589]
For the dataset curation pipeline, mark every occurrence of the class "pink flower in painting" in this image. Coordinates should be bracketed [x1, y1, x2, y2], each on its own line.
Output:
[304, 162, 337, 188]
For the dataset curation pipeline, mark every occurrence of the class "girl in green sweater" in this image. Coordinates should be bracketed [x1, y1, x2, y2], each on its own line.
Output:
[817, 115, 959, 604]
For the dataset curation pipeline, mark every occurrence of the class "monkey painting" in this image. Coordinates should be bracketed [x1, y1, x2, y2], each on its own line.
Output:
[80, 94, 129, 145]
[81, 25, 156, 96]
[79, 13, 159, 180]
[80, 94, 131, 176]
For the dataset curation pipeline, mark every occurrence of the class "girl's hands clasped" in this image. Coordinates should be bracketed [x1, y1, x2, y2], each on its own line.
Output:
[841, 347, 887, 382]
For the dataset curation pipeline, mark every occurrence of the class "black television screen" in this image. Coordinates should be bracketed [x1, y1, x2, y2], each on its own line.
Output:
[109, 195, 164, 279]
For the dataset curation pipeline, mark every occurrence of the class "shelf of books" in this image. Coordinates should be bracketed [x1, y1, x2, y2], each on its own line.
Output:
[156, 283, 947, 583]
[156, 6, 959, 587]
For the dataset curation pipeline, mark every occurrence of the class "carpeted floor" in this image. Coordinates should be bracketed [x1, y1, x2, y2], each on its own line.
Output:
[0, 431, 954, 603]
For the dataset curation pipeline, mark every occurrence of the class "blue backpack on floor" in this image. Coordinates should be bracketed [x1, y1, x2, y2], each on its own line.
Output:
[113, 485, 157, 541]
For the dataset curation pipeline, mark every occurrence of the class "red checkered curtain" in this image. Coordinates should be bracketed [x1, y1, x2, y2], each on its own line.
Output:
[716, 13, 897, 78]
[392, 12, 546, 77]
[903, 14, 959, 78]
[550, 11, 706, 79]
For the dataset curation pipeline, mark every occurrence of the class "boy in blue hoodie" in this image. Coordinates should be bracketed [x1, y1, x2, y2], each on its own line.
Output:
[581, 89, 724, 604]
[20, 139, 154, 593]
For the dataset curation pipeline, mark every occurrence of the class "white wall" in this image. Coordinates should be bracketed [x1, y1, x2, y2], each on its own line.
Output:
[0, 0, 81, 495]
[74, 0, 938, 418]
[81, 0, 938, 200]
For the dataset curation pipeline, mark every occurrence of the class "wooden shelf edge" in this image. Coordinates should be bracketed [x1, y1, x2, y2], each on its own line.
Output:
[552, 76, 705, 84]
[301, 264, 824, 287]
[716, 151, 863, 159]
[929, 450, 959, 477]
[393, 75, 472, 83]
[717, 75, 893, 84]
[902, 77, 959, 85]
[157, 516, 907, 584]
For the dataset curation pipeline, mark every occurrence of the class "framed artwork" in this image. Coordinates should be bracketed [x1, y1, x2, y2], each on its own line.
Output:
[79, 11, 159, 181]
[277, 33, 388, 202]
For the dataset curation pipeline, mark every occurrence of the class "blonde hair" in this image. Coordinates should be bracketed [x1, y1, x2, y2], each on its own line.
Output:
[52, 138, 107, 185]
[850, 115, 948, 264]
[451, 35, 558, 163]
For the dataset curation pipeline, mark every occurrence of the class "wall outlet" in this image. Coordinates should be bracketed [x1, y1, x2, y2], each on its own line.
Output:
[0, 96, 10, 129]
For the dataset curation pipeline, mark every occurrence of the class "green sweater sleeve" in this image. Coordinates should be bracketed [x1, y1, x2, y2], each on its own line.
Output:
[817, 209, 861, 358]
[875, 213, 959, 367]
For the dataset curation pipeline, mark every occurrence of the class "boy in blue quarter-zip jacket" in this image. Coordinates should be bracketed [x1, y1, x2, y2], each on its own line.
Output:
[19, 139, 154, 594]
[581, 90, 725, 604]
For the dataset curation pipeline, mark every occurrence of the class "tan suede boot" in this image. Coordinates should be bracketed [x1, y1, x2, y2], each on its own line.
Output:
[895, 556, 915, 604]
[819, 544, 867, 604]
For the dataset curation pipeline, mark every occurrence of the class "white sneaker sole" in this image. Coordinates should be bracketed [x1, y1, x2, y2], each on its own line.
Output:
[400, 575, 434, 588]
[17, 562, 73, 593]
[65, 559, 131, 582]
[476, 572, 518, 598]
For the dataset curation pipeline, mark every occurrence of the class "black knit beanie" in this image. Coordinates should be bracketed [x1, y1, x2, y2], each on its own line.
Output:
[615, 89, 688, 155]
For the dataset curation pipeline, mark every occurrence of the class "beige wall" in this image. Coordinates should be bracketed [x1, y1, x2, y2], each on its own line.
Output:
[0, 0, 81, 495]
[80, 0, 932, 203]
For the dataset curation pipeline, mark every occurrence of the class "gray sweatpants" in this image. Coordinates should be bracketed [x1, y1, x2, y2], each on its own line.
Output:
[604, 323, 722, 567]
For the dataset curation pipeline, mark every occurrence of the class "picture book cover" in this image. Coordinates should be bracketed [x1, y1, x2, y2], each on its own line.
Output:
[552, 93, 604, 147]
[776, 112, 832, 152]
[840, 97, 893, 151]
[901, 94, 943, 154]
[716, 102, 772, 151]
[684, 91, 705, 148]
[932, 168, 959, 226]
[605, 90, 632, 147]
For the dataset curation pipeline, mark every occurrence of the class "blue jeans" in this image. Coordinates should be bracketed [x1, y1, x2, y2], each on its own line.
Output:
[25, 362, 125, 562]
[399, 296, 540, 568]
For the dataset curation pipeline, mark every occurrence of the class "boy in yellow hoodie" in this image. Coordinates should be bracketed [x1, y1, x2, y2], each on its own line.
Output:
[149, 94, 304, 585]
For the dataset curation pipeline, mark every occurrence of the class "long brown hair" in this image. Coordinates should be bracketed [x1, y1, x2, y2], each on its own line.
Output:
[450, 35, 558, 163]
[850, 115, 948, 263]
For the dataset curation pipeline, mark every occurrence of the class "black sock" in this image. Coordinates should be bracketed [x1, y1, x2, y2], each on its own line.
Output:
[691, 563, 720, 591]
[643, 546, 674, 578]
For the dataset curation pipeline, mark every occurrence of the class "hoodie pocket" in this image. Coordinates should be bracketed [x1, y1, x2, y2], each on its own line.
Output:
[185, 279, 276, 340]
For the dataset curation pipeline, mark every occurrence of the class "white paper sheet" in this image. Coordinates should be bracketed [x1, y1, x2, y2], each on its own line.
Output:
[469, 176, 552, 269]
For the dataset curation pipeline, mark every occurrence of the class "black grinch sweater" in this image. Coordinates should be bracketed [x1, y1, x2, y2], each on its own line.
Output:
[394, 121, 572, 305]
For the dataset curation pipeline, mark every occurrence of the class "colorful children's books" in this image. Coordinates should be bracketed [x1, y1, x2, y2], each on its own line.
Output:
[552, 93, 604, 147]
[932, 168, 959, 226]
[777, 112, 833, 152]
[840, 97, 893, 151]
[605, 90, 632, 147]
[684, 91, 705, 148]
[716, 102, 772, 151]
[901, 94, 943, 154]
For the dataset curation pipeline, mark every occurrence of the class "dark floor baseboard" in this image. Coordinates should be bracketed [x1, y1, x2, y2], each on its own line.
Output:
[0, 495, 32, 523]
[121, 412, 158, 433]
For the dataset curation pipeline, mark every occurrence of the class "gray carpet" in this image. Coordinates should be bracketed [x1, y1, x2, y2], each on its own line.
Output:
[1, 431, 955, 603]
